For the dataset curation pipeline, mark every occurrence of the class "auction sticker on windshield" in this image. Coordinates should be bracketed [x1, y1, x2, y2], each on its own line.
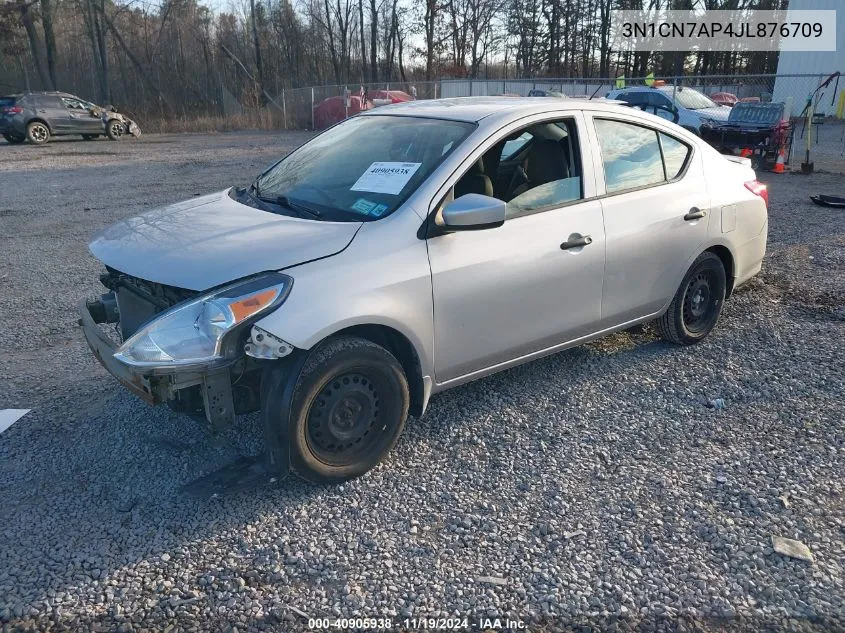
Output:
[351, 162, 421, 195]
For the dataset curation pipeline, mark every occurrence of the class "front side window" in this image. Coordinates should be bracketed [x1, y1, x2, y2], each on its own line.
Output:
[594, 119, 665, 193]
[254, 115, 474, 222]
[61, 97, 86, 110]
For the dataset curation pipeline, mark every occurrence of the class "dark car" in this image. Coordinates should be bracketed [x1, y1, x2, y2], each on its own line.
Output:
[1, 92, 134, 145]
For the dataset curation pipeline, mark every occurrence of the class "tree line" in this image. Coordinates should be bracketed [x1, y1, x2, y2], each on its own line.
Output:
[0, 0, 786, 122]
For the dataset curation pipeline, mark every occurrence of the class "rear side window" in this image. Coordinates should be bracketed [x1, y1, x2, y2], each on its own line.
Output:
[659, 133, 690, 179]
[594, 119, 691, 193]
[594, 119, 664, 193]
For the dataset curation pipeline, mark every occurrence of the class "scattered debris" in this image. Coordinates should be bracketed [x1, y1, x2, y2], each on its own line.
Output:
[778, 494, 791, 508]
[160, 553, 171, 562]
[715, 474, 728, 484]
[708, 398, 726, 410]
[564, 530, 587, 540]
[771, 536, 813, 562]
[476, 575, 508, 587]
[288, 605, 310, 619]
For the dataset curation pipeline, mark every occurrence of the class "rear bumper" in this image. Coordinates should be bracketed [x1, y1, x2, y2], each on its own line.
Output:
[78, 299, 237, 427]
[0, 118, 26, 137]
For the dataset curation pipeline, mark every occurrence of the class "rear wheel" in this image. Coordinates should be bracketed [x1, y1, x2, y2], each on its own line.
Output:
[26, 121, 50, 145]
[657, 251, 726, 345]
[106, 119, 125, 140]
[266, 336, 409, 483]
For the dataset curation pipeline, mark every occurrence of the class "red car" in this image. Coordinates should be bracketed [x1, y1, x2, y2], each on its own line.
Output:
[312, 95, 371, 130]
[711, 92, 738, 107]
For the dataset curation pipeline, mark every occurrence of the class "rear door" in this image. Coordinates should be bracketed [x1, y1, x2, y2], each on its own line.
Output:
[584, 113, 711, 327]
[38, 95, 73, 133]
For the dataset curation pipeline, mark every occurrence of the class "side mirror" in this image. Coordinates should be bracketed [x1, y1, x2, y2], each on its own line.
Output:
[441, 194, 506, 231]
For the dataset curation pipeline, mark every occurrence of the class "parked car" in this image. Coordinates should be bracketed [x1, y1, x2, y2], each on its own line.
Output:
[0, 91, 140, 145]
[312, 95, 371, 130]
[605, 85, 731, 134]
[711, 92, 739, 107]
[527, 89, 566, 98]
[80, 97, 768, 483]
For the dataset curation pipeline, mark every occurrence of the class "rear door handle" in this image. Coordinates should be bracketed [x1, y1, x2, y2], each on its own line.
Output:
[560, 235, 593, 250]
[684, 207, 707, 221]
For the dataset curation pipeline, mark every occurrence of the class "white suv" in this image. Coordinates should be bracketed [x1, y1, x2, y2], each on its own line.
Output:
[606, 86, 731, 134]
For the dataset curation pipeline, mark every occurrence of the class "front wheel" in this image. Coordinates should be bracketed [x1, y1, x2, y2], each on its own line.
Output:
[106, 119, 125, 140]
[265, 336, 409, 483]
[657, 251, 726, 345]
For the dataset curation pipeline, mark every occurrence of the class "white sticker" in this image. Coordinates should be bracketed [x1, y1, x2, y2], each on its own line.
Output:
[0, 409, 30, 435]
[351, 162, 422, 196]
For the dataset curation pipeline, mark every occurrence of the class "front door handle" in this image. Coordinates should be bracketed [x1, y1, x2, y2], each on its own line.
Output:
[684, 207, 707, 221]
[560, 235, 593, 250]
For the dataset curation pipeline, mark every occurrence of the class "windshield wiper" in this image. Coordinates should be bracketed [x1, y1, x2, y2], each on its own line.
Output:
[258, 194, 322, 219]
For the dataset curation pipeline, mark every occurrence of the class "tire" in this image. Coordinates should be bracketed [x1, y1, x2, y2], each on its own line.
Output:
[266, 336, 409, 484]
[3, 133, 25, 144]
[26, 121, 50, 145]
[657, 251, 726, 345]
[82, 134, 99, 141]
[106, 119, 125, 141]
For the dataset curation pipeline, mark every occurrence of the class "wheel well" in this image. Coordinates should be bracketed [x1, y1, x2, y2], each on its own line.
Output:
[333, 324, 425, 417]
[707, 245, 735, 297]
[27, 118, 51, 132]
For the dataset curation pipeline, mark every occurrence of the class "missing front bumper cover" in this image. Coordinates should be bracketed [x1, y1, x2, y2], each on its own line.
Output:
[78, 299, 237, 430]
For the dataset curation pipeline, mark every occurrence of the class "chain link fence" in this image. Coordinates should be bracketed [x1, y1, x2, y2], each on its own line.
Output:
[264, 73, 843, 131]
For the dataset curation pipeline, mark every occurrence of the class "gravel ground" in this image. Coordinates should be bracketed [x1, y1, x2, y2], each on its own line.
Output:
[0, 128, 843, 632]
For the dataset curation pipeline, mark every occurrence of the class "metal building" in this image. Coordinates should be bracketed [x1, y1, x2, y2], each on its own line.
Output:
[772, 0, 844, 116]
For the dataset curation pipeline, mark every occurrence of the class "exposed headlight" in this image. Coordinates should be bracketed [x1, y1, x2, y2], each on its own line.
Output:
[114, 272, 292, 367]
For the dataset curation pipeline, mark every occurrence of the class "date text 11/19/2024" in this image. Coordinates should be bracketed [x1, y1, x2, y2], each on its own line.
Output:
[307, 616, 527, 630]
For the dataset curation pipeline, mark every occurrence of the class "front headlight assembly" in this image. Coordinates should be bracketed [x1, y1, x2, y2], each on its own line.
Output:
[114, 272, 292, 367]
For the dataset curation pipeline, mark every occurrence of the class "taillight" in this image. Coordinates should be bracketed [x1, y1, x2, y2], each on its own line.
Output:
[745, 180, 768, 208]
[1, 106, 22, 114]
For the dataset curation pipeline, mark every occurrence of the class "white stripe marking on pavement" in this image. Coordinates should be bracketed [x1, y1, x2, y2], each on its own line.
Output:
[0, 409, 30, 435]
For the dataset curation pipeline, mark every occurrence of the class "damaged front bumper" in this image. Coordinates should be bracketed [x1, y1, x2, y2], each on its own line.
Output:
[78, 298, 237, 429]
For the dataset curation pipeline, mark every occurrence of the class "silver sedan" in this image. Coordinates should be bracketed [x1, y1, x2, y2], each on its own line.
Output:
[80, 97, 768, 483]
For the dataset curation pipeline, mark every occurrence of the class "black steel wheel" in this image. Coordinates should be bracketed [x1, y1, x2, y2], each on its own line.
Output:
[106, 119, 125, 140]
[657, 251, 726, 345]
[3, 133, 25, 144]
[265, 336, 409, 483]
[26, 121, 50, 145]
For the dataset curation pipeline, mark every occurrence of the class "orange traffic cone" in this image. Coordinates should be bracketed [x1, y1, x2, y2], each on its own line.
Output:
[772, 148, 786, 174]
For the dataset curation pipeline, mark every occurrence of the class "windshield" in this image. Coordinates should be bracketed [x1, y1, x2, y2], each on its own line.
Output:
[668, 88, 717, 110]
[253, 115, 475, 221]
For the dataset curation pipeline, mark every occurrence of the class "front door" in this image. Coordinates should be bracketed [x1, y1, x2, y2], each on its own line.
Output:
[61, 97, 102, 134]
[427, 115, 606, 384]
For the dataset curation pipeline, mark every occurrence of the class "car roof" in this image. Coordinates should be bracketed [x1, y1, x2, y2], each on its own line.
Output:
[360, 96, 632, 123]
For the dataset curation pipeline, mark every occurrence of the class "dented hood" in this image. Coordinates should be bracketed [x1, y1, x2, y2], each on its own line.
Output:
[89, 189, 361, 290]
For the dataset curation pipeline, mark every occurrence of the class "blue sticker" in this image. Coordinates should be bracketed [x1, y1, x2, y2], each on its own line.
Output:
[370, 203, 389, 217]
[351, 198, 377, 214]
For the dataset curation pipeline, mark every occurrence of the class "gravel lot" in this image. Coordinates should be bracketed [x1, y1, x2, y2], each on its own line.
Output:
[0, 129, 843, 632]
